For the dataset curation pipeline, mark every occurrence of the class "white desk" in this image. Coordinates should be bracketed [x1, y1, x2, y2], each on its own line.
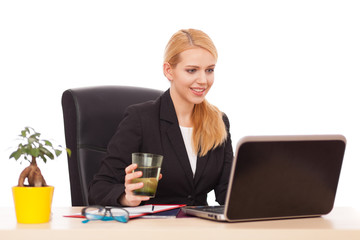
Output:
[1, 207, 360, 240]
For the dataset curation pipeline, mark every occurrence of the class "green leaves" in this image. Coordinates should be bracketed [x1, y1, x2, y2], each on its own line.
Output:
[44, 140, 52, 147]
[54, 149, 62, 157]
[66, 148, 72, 157]
[20, 127, 31, 137]
[10, 149, 22, 160]
[9, 126, 71, 164]
[30, 148, 40, 157]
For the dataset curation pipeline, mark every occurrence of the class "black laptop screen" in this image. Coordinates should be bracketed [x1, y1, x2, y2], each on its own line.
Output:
[226, 139, 346, 221]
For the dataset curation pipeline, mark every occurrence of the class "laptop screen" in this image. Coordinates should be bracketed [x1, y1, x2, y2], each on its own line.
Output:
[225, 136, 346, 221]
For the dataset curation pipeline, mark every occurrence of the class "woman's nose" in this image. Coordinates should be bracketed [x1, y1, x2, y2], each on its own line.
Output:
[197, 71, 207, 84]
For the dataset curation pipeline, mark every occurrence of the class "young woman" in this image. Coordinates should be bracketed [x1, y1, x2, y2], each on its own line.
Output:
[88, 29, 233, 207]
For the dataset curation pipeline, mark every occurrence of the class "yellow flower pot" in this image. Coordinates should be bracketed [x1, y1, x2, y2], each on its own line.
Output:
[12, 186, 54, 224]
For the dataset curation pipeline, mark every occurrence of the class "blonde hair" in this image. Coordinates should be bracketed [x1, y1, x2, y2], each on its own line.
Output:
[164, 29, 227, 156]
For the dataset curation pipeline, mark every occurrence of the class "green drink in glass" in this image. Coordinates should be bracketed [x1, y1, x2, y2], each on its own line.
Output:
[131, 153, 163, 197]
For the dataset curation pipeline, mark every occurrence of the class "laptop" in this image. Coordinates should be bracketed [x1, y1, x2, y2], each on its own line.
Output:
[182, 135, 346, 222]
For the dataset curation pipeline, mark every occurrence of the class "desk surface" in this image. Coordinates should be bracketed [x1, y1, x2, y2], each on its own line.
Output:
[1, 207, 360, 240]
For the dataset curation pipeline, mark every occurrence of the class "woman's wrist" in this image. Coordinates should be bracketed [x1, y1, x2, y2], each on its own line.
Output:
[118, 193, 128, 206]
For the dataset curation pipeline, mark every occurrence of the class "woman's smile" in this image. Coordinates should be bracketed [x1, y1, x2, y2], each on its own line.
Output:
[190, 87, 206, 96]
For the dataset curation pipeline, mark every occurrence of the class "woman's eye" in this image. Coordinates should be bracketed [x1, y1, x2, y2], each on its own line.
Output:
[206, 68, 214, 73]
[186, 69, 196, 73]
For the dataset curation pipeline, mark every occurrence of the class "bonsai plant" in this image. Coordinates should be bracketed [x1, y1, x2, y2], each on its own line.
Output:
[10, 126, 70, 224]
[10, 126, 71, 187]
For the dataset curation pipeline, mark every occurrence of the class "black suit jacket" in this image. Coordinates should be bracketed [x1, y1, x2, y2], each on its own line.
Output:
[88, 89, 233, 206]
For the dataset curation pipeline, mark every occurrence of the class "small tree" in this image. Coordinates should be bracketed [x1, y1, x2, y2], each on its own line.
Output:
[9, 127, 71, 187]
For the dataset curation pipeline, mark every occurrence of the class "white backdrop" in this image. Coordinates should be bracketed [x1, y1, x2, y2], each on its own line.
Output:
[1, 0, 359, 209]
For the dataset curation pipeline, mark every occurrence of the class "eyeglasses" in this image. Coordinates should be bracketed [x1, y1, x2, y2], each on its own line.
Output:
[81, 205, 129, 223]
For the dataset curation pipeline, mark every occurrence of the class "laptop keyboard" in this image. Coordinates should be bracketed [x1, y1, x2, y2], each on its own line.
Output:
[200, 205, 225, 214]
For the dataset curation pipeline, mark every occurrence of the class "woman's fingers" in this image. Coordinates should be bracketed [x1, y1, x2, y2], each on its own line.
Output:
[125, 170, 142, 183]
[123, 180, 150, 206]
[125, 181, 143, 191]
[119, 192, 149, 206]
[120, 163, 151, 206]
[127, 194, 150, 203]
[124, 163, 142, 183]
[125, 163, 137, 174]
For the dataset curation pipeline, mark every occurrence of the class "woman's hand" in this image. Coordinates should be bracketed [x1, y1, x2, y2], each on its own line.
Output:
[119, 163, 162, 207]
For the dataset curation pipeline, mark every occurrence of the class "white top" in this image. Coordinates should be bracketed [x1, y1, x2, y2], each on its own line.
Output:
[180, 126, 197, 176]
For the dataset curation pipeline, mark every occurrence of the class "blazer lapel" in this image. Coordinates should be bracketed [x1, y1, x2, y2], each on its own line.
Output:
[193, 153, 209, 186]
[159, 90, 194, 187]
[166, 124, 194, 185]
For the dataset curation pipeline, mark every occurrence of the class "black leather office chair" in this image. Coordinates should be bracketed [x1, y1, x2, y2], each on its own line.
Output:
[61, 86, 163, 206]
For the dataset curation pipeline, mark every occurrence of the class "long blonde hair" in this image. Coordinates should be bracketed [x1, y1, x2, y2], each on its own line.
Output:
[164, 29, 227, 156]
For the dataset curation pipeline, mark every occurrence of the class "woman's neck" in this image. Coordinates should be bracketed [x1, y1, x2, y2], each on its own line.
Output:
[170, 89, 194, 127]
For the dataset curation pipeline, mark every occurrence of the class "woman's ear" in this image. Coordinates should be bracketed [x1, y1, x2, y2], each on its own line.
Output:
[163, 62, 173, 81]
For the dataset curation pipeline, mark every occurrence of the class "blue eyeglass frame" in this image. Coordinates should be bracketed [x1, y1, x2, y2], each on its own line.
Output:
[81, 205, 129, 223]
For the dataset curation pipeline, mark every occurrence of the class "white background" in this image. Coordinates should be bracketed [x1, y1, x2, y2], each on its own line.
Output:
[0, 0, 359, 209]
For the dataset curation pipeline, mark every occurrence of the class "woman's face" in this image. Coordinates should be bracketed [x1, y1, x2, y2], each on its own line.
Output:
[165, 47, 216, 107]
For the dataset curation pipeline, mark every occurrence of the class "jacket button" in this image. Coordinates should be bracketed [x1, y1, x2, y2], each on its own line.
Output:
[187, 195, 192, 199]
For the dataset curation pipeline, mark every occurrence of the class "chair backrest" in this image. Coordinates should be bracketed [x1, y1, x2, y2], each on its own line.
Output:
[61, 86, 163, 206]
